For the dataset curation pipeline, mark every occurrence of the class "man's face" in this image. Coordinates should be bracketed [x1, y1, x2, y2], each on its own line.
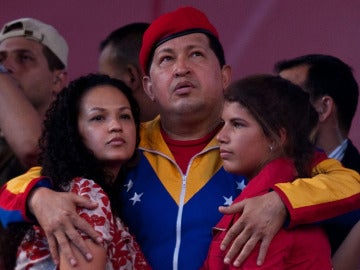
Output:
[143, 33, 231, 117]
[98, 44, 126, 81]
[0, 37, 58, 111]
[279, 64, 324, 144]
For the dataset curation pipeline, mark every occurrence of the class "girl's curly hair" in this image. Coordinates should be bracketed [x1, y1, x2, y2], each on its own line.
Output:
[1, 73, 140, 269]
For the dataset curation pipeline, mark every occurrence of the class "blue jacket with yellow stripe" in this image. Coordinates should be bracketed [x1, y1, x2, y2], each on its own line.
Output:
[118, 117, 246, 270]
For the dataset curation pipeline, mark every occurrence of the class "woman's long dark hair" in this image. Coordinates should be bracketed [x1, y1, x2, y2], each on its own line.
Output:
[40, 73, 140, 191]
[0, 73, 140, 269]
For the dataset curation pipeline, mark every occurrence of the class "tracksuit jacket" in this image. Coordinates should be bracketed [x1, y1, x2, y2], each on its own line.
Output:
[202, 156, 332, 269]
[0, 117, 359, 270]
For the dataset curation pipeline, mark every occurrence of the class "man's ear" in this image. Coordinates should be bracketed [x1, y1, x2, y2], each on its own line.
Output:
[126, 64, 143, 91]
[315, 95, 334, 122]
[52, 70, 68, 95]
[143, 75, 156, 101]
[221, 64, 232, 91]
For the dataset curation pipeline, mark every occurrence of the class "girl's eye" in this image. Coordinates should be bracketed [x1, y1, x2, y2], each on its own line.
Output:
[232, 121, 245, 128]
[120, 113, 132, 120]
[191, 51, 203, 57]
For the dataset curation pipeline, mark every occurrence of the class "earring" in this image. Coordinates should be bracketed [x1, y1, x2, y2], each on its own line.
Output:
[269, 144, 273, 151]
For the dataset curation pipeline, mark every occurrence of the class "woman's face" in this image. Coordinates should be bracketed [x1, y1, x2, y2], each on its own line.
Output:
[217, 101, 273, 179]
[78, 85, 137, 175]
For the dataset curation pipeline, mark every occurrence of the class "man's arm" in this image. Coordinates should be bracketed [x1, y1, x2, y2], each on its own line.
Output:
[0, 168, 101, 266]
[219, 158, 360, 267]
[0, 72, 42, 168]
[0, 167, 50, 225]
[274, 158, 360, 226]
[219, 192, 286, 267]
[28, 187, 101, 265]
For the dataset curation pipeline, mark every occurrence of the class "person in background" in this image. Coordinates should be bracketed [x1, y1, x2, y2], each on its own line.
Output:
[332, 219, 360, 270]
[0, 73, 150, 269]
[203, 74, 332, 269]
[274, 54, 360, 253]
[0, 7, 359, 270]
[98, 22, 159, 122]
[274, 54, 360, 172]
[0, 17, 68, 186]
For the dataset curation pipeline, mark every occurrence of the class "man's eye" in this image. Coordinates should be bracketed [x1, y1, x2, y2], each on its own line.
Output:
[18, 54, 34, 63]
[160, 55, 173, 63]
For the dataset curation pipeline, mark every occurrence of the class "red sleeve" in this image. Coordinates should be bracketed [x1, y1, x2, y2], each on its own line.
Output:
[273, 156, 360, 227]
[0, 166, 52, 227]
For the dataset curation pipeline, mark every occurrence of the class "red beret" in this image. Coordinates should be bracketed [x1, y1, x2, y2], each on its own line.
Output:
[139, 6, 219, 74]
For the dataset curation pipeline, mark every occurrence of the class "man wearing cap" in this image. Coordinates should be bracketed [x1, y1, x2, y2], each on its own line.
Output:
[0, 18, 68, 186]
[0, 7, 359, 270]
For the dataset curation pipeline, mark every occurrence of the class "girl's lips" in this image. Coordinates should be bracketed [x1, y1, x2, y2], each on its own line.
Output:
[107, 137, 125, 145]
[219, 149, 232, 159]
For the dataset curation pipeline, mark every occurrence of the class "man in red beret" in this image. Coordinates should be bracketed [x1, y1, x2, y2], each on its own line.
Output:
[1, 6, 359, 270]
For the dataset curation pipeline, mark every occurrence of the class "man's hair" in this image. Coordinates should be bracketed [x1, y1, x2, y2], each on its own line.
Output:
[99, 22, 149, 68]
[274, 54, 359, 133]
[42, 45, 65, 71]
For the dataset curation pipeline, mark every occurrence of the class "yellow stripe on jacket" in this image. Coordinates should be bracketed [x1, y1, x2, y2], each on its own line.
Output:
[274, 158, 360, 227]
[140, 116, 223, 205]
[6, 166, 42, 194]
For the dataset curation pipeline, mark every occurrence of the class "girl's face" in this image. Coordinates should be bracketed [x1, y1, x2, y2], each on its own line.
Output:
[217, 101, 273, 179]
[78, 85, 137, 176]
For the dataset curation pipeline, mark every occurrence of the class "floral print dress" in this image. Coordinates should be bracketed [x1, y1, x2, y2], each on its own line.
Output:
[15, 177, 150, 270]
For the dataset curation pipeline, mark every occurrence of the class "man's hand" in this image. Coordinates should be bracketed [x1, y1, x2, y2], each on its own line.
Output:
[28, 187, 102, 266]
[219, 192, 287, 267]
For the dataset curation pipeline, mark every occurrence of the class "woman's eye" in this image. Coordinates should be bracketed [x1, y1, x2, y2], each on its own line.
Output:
[91, 115, 104, 121]
[120, 113, 131, 120]
[191, 51, 203, 57]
